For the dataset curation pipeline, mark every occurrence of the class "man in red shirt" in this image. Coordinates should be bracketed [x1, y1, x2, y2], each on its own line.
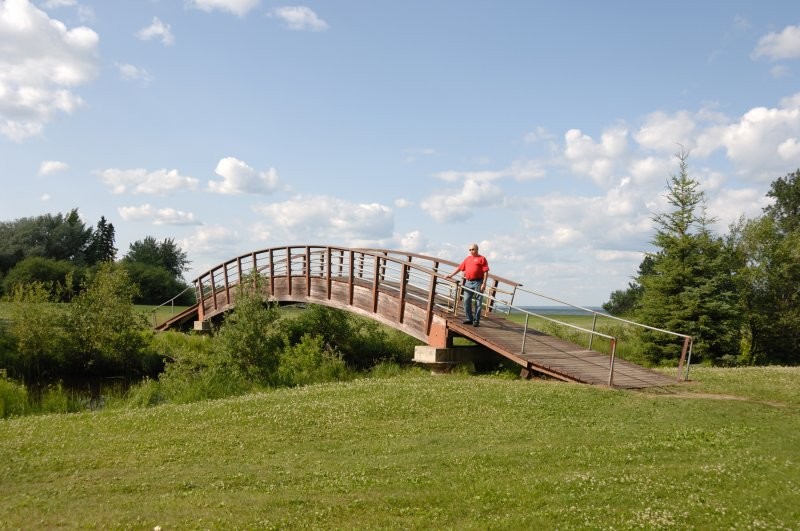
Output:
[446, 243, 490, 327]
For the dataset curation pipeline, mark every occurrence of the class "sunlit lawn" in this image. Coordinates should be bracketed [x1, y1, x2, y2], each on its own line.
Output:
[1, 367, 798, 529]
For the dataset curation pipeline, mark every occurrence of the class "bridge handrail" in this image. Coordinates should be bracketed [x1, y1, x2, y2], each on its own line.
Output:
[452, 280, 620, 385]
[514, 286, 694, 381]
[357, 248, 523, 288]
[149, 284, 195, 327]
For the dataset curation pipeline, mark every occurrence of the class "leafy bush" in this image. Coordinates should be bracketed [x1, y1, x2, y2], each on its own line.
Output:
[66, 263, 152, 377]
[211, 279, 284, 385]
[277, 333, 351, 387]
[0, 370, 27, 418]
[143, 331, 253, 404]
[5, 282, 71, 381]
[2, 257, 83, 301]
[280, 305, 420, 369]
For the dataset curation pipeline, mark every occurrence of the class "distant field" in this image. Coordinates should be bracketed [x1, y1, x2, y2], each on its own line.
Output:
[1, 366, 798, 528]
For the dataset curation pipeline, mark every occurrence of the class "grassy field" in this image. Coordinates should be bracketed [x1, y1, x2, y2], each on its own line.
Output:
[1, 366, 798, 529]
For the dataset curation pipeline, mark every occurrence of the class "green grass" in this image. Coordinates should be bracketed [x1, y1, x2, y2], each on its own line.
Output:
[1, 367, 798, 529]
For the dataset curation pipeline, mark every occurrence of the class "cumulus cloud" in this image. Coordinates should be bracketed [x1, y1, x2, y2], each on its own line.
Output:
[269, 6, 328, 31]
[253, 195, 393, 242]
[752, 24, 800, 61]
[0, 0, 99, 140]
[115, 63, 153, 85]
[38, 160, 68, 175]
[398, 230, 427, 253]
[97, 168, 199, 195]
[187, 0, 260, 17]
[712, 104, 800, 179]
[563, 126, 628, 185]
[135, 16, 174, 46]
[208, 157, 280, 195]
[420, 178, 505, 223]
[118, 204, 199, 225]
[634, 111, 697, 152]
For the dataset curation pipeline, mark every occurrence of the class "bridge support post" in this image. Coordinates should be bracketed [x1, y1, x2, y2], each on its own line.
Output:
[413, 346, 484, 374]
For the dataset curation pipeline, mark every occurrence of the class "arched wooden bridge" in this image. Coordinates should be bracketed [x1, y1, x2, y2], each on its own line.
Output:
[158, 245, 689, 389]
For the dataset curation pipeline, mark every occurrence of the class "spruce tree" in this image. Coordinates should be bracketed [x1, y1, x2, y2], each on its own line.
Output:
[636, 149, 741, 365]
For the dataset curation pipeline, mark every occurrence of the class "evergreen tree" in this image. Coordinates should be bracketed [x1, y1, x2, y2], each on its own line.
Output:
[86, 216, 117, 264]
[635, 149, 741, 365]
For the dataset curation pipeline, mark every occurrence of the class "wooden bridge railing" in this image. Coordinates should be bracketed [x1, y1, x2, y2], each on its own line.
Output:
[193, 245, 522, 326]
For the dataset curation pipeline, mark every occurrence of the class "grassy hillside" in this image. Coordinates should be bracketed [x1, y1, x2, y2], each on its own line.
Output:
[1, 367, 799, 529]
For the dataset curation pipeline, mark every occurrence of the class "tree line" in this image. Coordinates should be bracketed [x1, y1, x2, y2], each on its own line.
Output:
[0, 209, 193, 305]
[603, 151, 799, 367]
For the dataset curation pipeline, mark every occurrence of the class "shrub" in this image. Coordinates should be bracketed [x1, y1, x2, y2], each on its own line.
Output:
[5, 282, 71, 381]
[211, 275, 283, 385]
[0, 371, 28, 418]
[143, 330, 253, 405]
[66, 262, 152, 377]
[280, 305, 421, 369]
[277, 333, 351, 387]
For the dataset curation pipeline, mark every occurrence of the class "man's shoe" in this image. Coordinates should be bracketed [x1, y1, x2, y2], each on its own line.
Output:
[462, 320, 473, 325]
[473, 321, 480, 327]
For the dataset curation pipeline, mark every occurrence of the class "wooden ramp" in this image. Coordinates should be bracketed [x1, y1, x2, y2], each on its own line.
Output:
[443, 313, 677, 389]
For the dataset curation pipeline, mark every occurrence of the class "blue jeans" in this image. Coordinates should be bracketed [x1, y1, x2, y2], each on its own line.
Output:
[463, 279, 483, 322]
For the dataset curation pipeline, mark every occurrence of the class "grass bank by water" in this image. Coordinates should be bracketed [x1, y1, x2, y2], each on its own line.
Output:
[1, 366, 798, 529]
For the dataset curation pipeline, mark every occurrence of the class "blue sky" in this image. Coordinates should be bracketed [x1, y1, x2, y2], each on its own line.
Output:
[2, 0, 800, 306]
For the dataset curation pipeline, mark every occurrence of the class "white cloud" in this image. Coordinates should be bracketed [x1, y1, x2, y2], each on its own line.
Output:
[115, 63, 153, 85]
[187, 0, 260, 17]
[0, 0, 99, 140]
[433, 169, 505, 183]
[253, 195, 393, 242]
[752, 24, 800, 61]
[398, 230, 427, 253]
[707, 187, 770, 232]
[97, 168, 199, 195]
[563, 126, 628, 185]
[38, 160, 68, 175]
[270, 6, 328, 31]
[714, 105, 800, 179]
[634, 111, 696, 152]
[42, 0, 76, 7]
[118, 204, 199, 225]
[208, 157, 280, 195]
[420, 178, 505, 223]
[135, 16, 174, 46]
[777, 137, 800, 160]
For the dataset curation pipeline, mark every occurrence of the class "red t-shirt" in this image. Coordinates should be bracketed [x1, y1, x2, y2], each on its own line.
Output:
[457, 254, 489, 281]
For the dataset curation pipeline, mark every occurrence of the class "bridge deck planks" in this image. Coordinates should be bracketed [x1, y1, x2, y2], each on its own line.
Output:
[444, 313, 677, 389]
